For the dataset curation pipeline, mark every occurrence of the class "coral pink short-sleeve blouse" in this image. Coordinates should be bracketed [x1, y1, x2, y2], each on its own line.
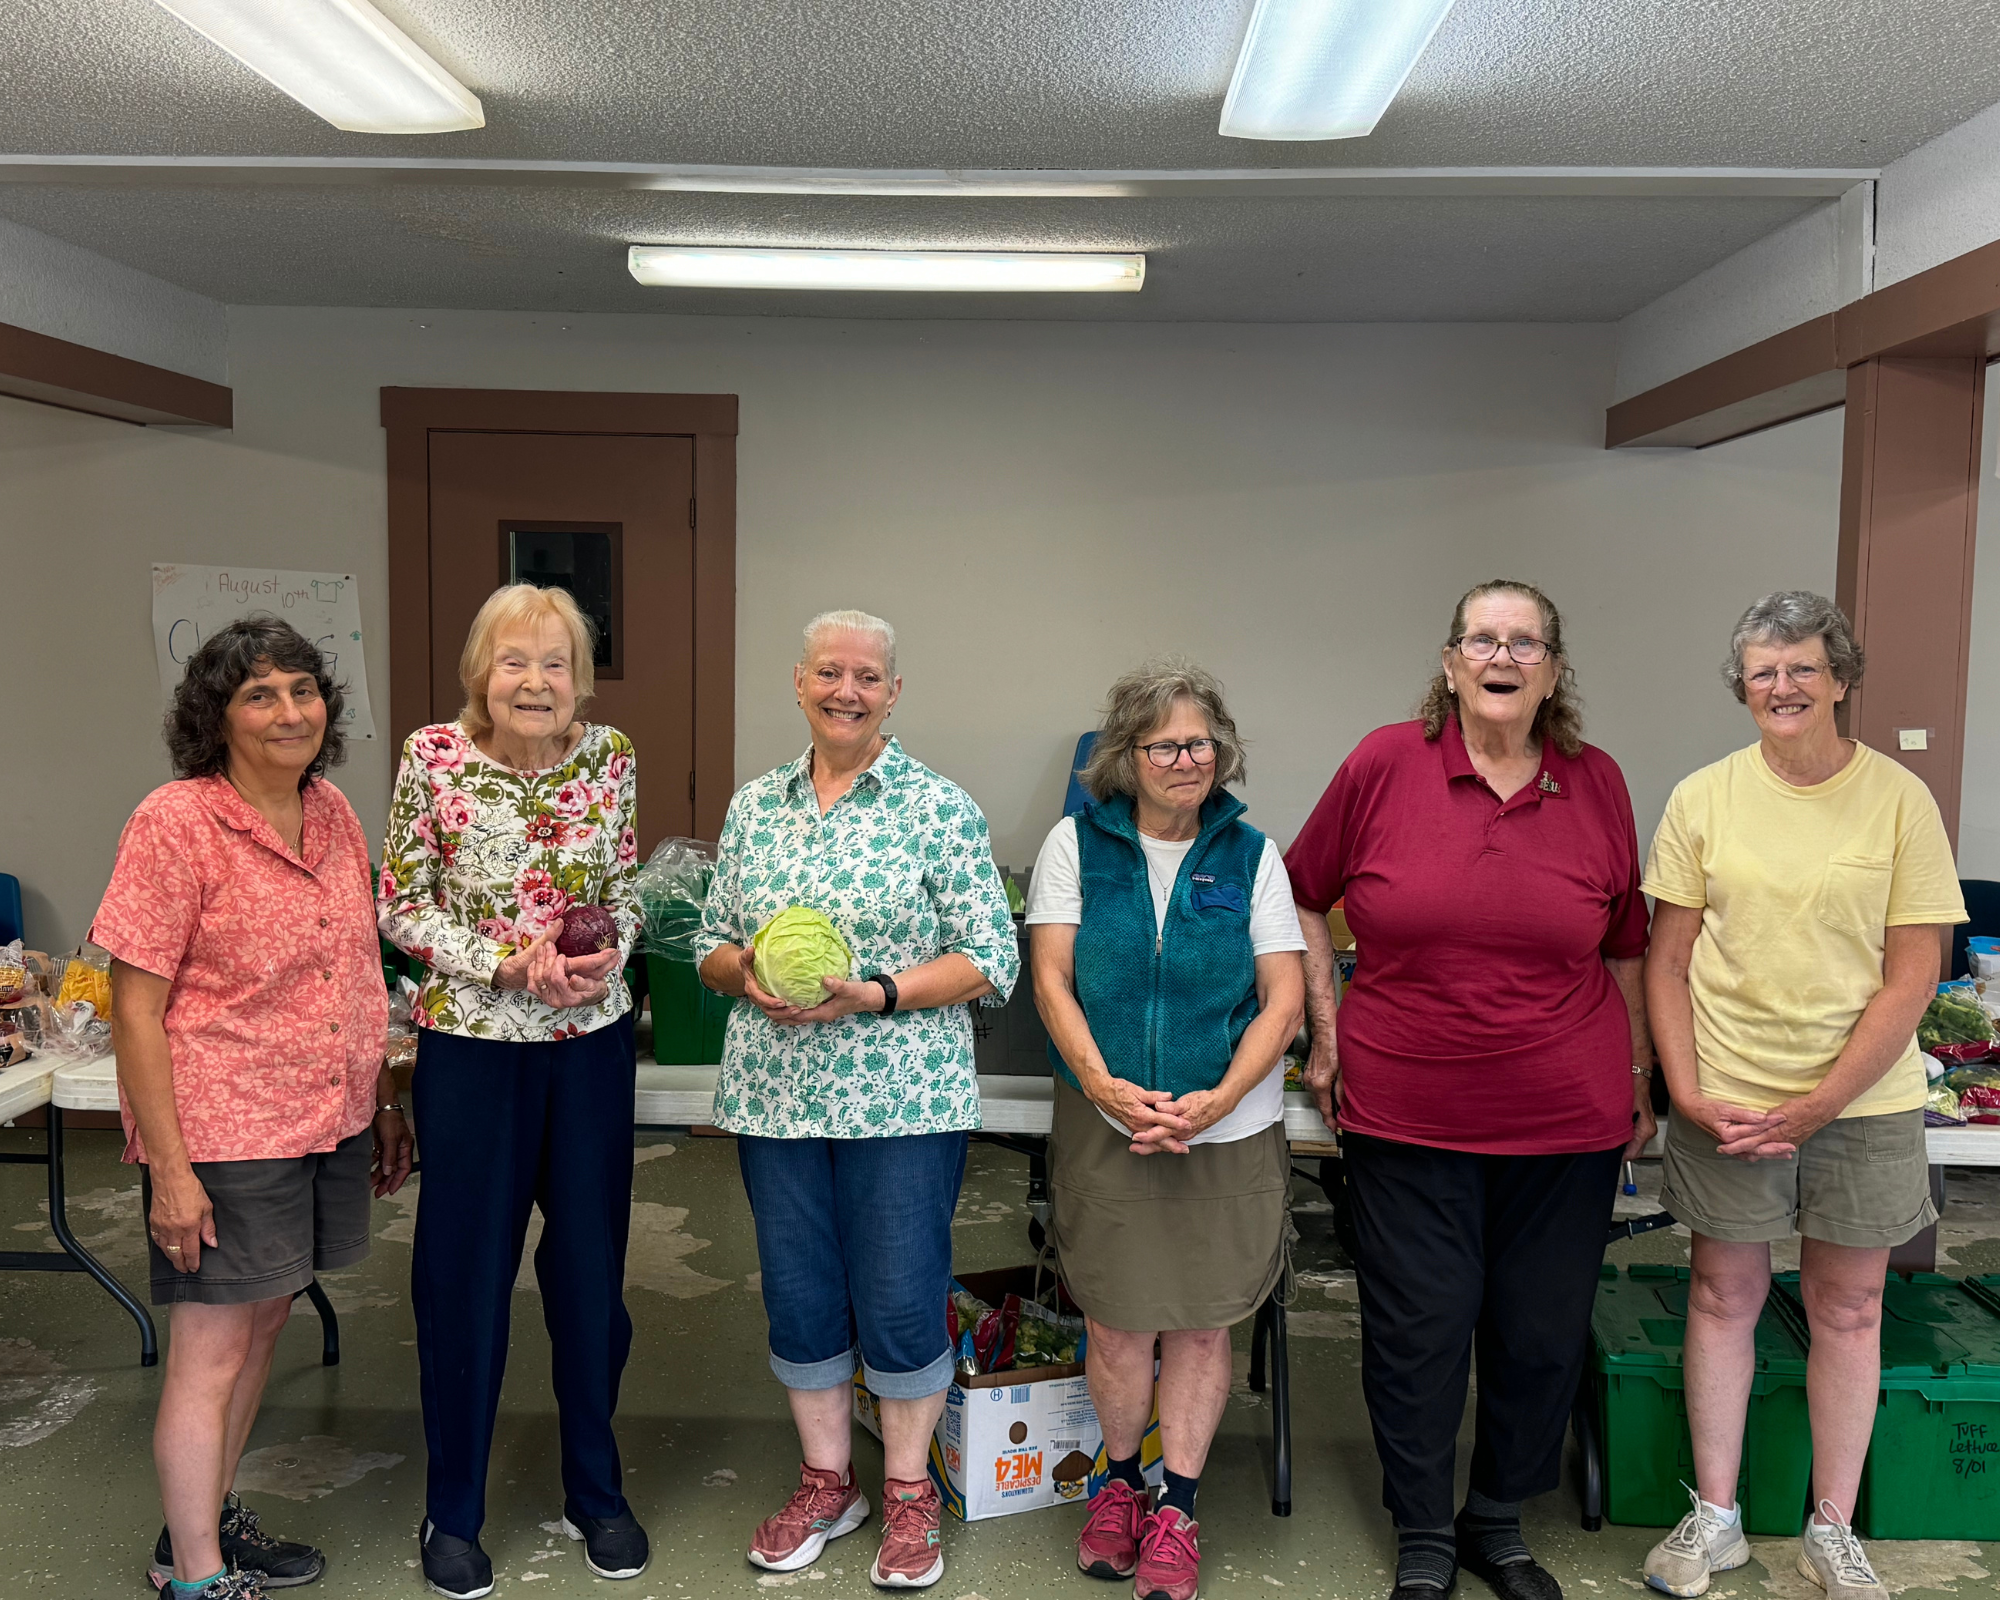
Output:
[92, 776, 389, 1165]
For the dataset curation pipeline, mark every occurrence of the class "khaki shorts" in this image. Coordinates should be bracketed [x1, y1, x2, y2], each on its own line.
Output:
[1661, 1107, 1936, 1249]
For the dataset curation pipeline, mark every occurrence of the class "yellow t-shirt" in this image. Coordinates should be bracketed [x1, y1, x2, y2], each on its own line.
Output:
[1643, 741, 1966, 1117]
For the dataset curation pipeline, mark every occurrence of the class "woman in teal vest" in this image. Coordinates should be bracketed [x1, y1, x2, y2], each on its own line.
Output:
[1027, 658, 1307, 1600]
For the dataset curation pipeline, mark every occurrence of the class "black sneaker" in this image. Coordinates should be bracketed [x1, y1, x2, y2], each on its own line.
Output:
[560, 1502, 650, 1579]
[150, 1495, 324, 1589]
[419, 1519, 494, 1600]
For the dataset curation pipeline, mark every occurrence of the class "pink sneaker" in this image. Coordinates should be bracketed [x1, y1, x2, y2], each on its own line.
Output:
[1135, 1506, 1201, 1600]
[869, 1477, 945, 1589]
[1077, 1479, 1144, 1579]
[748, 1464, 869, 1573]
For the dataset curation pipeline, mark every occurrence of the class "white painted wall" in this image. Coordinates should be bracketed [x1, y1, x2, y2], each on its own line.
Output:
[0, 217, 228, 383]
[5, 308, 1842, 950]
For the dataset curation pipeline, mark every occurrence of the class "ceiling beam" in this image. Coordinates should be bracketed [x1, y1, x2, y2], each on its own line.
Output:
[0, 154, 1876, 200]
[0, 319, 230, 428]
[1608, 234, 2000, 448]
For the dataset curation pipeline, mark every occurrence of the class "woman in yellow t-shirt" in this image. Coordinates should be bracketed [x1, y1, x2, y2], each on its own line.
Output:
[1638, 591, 1965, 1600]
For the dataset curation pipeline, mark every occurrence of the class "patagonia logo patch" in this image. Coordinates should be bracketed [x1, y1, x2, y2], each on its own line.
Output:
[1191, 883, 1246, 914]
[1191, 872, 1216, 884]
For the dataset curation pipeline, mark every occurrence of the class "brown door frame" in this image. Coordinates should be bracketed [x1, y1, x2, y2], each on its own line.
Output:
[380, 387, 738, 837]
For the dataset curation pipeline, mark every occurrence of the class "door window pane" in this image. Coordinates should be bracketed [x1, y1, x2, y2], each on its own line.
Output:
[504, 523, 622, 677]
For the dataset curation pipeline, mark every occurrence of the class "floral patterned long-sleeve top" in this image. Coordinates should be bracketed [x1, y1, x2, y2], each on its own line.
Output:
[377, 720, 640, 1042]
[694, 737, 1020, 1140]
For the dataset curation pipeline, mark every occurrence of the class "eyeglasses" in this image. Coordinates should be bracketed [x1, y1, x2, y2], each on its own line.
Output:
[1139, 738, 1217, 768]
[1453, 634, 1553, 665]
[1745, 662, 1827, 691]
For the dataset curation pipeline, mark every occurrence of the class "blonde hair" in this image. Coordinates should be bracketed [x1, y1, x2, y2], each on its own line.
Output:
[1079, 657, 1247, 802]
[458, 583, 596, 738]
[801, 608, 896, 675]
[1417, 579, 1584, 758]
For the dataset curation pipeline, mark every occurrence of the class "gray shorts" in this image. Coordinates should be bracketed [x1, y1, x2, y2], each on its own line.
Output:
[1661, 1106, 1936, 1250]
[141, 1129, 374, 1305]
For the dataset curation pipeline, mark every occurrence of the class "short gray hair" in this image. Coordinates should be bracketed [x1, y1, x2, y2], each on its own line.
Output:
[1079, 657, 1246, 802]
[1723, 590, 1864, 703]
[801, 609, 896, 675]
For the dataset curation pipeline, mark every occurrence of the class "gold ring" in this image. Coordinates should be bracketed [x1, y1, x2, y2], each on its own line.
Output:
[163, 1245, 182, 1252]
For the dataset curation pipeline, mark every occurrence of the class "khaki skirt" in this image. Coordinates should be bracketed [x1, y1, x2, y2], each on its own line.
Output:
[1048, 1076, 1290, 1332]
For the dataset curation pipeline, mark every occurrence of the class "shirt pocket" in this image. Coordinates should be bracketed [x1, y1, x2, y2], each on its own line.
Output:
[1815, 854, 1893, 939]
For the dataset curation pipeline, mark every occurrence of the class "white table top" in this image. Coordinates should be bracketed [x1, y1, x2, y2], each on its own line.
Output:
[18, 1054, 2000, 1166]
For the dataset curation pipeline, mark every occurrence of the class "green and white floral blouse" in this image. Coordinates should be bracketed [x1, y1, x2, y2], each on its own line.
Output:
[377, 721, 640, 1042]
[695, 738, 1020, 1139]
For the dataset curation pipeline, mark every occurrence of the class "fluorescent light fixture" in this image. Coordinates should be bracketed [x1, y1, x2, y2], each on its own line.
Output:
[151, 0, 483, 134]
[627, 246, 1146, 293]
[1220, 0, 1457, 141]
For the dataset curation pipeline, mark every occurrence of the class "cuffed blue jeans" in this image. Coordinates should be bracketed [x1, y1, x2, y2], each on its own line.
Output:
[737, 1129, 967, 1399]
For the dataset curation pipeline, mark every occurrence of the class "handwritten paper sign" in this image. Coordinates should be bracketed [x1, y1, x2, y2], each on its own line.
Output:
[151, 564, 377, 740]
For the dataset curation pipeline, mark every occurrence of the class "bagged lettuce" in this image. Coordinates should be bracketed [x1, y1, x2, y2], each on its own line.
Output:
[751, 906, 853, 1008]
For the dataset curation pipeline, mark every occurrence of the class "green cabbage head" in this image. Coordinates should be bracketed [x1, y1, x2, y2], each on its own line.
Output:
[751, 906, 854, 1007]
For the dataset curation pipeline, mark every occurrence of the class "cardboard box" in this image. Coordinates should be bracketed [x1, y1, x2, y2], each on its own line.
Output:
[852, 1266, 1161, 1522]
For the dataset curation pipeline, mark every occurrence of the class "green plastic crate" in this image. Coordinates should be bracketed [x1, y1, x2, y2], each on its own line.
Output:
[1778, 1272, 2000, 1540]
[1591, 1264, 1813, 1533]
[645, 954, 732, 1066]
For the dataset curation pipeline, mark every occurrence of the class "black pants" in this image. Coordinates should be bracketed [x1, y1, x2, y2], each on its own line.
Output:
[1344, 1131, 1623, 1529]
[411, 1014, 636, 1539]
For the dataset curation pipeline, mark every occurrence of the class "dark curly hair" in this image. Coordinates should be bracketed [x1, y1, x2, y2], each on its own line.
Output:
[165, 615, 348, 787]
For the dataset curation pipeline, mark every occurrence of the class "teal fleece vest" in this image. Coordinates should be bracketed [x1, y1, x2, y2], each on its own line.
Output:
[1048, 790, 1266, 1099]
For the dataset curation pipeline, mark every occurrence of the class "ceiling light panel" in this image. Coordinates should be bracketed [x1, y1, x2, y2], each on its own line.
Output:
[1221, 0, 1457, 141]
[150, 0, 483, 134]
[627, 247, 1146, 293]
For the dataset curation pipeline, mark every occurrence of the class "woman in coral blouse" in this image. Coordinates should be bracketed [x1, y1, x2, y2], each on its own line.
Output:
[98, 617, 410, 1600]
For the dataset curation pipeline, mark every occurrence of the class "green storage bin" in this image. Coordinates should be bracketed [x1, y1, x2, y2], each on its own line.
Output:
[1778, 1272, 2000, 1540]
[646, 954, 732, 1066]
[1591, 1264, 1813, 1533]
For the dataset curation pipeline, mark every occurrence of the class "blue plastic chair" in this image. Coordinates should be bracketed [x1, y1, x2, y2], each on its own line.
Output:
[1062, 733, 1097, 818]
[0, 874, 21, 945]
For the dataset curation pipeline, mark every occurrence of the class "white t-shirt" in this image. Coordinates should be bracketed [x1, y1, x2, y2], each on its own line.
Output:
[1026, 815, 1306, 1144]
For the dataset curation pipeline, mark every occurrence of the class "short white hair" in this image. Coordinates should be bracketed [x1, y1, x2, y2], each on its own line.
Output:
[801, 609, 897, 675]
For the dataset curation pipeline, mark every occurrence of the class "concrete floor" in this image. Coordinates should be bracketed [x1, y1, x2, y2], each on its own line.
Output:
[2, 1122, 1996, 1600]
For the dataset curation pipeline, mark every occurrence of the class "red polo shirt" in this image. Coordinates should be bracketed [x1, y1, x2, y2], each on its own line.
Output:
[1285, 718, 1648, 1155]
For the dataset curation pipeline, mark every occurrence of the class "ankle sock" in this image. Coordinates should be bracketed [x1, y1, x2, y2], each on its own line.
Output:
[1703, 1500, 1741, 1528]
[1158, 1467, 1199, 1519]
[1459, 1488, 1530, 1568]
[1105, 1451, 1147, 1494]
[170, 1572, 225, 1596]
[1396, 1524, 1458, 1591]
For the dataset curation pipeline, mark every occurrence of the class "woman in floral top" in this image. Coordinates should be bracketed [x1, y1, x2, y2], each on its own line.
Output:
[378, 584, 649, 1597]
[696, 609, 1017, 1592]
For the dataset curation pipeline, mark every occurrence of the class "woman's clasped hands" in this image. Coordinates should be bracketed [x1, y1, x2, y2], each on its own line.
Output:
[494, 919, 620, 1008]
[1081, 1069, 1236, 1156]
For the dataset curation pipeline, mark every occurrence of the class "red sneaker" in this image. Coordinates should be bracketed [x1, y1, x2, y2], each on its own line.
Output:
[1077, 1479, 1144, 1579]
[1135, 1506, 1201, 1600]
[869, 1477, 944, 1589]
[748, 1464, 869, 1573]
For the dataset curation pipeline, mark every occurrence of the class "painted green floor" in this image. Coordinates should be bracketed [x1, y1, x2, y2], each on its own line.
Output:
[2, 1120, 1995, 1600]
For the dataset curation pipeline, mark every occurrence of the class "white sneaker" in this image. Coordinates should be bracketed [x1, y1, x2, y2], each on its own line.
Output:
[1797, 1501, 1886, 1599]
[1643, 1489, 1750, 1597]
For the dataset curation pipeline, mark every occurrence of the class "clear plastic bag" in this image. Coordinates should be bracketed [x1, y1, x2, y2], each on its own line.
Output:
[0, 940, 24, 1006]
[635, 837, 717, 960]
[55, 942, 112, 1022]
[44, 998, 111, 1062]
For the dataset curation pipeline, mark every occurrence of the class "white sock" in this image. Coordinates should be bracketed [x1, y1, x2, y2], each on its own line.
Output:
[1701, 1500, 1740, 1527]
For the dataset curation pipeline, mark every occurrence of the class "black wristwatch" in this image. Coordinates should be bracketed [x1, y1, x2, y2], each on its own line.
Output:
[864, 973, 899, 1016]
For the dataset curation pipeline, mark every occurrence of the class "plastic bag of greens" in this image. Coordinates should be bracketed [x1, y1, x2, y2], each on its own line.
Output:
[1012, 1297, 1086, 1368]
[1918, 980, 1993, 1059]
[635, 838, 717, 960]
[1926, 1081, 1967, 1127]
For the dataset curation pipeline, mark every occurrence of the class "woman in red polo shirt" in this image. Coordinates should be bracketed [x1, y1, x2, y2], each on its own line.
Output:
[1287, 580, 1653, 1600]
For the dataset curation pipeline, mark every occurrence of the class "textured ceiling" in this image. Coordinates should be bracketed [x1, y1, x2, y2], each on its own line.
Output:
[4, 0, 1996, 321]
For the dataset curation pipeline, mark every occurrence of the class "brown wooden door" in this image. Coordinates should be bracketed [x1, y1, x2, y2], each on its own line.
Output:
[425, 431, 697, 853]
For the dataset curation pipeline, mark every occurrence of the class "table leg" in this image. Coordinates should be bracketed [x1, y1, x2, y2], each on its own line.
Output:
[46, 1106, 158, 1367]
[298, 1278, 341, 1366]
[1268, 1289, 1292, 1517]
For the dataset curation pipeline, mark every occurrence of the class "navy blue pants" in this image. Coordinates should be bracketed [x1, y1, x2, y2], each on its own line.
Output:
[411, 1016, 635, 1539]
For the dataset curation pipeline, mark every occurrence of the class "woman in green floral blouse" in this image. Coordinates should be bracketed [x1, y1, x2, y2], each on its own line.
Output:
[696, 609, 1018, 1591]
[378, 583, 650, 1598]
